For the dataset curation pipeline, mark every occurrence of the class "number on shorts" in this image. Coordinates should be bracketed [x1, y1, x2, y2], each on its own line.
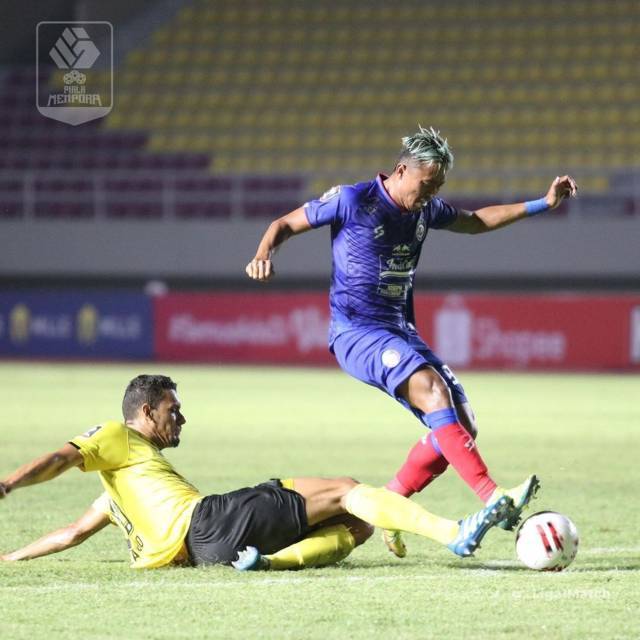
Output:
[441, 364, 460, 387]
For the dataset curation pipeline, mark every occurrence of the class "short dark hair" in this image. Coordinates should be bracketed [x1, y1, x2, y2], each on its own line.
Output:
[122, 375, 177, 421]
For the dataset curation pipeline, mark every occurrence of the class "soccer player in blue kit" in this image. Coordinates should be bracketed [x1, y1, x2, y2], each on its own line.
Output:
[246, 126, 578, 557]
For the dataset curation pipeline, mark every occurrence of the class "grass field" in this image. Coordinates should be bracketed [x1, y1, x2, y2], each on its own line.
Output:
[0, 362, 638, 640]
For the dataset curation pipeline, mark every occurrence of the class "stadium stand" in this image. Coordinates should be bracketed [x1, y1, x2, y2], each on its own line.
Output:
[109, 0, 639, 199]
[1, 0, 638, 219]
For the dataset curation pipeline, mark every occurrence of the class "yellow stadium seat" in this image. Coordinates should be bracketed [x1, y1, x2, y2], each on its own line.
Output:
[100, 0, 639, 190]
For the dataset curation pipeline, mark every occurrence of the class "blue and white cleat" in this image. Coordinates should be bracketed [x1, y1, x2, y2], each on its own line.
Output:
[231, 546, 270, 571]
[491, 474, 541, 531]
[447, 495, 514, 557]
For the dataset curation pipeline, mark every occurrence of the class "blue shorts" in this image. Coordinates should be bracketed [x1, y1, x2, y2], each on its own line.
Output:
[332, 325, 468, 422]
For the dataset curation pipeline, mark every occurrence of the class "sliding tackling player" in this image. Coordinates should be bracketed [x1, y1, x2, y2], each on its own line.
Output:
[1, 375, 515, 570]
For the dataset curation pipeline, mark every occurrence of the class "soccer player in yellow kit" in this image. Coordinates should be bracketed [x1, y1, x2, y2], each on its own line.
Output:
[1, 375, 516, 570]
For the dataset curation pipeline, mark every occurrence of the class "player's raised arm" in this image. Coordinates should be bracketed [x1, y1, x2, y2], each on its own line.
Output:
[0, 443, 83, 499]
[245, 206, 313, 281]
[445, 175, 578, 234]
[1, 502, 110, 561]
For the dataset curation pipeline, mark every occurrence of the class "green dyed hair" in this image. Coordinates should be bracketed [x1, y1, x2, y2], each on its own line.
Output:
[399, 125, 454, 171]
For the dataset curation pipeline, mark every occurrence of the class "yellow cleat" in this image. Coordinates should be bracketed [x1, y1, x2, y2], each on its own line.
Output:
[382, 529, 407, 558]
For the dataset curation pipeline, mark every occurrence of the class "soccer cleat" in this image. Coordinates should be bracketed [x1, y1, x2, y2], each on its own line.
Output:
[489, 475, 541, 531]
[382, 529, 407, 558]
[231, 546, 270, 571]
[447, 495, 514, 557]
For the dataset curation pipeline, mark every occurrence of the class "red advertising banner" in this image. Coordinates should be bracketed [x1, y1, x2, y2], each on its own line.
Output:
[154, 292, 334, 364]
[414, 294, 640, 371]
[154, 292, 640, 370]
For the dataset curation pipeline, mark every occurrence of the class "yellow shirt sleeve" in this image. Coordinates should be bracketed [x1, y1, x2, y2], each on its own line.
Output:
[70, 421, 130, 472]
[91, 492, 112, 516]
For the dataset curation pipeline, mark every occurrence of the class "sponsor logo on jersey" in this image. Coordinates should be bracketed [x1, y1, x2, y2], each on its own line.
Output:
[380, 256, 416, 278]
[81, 425, 103, 438]
[391, 244, 411, 256]
[319, 185, 341, 202]
[373, 225, 385, 239]
[362, 196, 379, 214]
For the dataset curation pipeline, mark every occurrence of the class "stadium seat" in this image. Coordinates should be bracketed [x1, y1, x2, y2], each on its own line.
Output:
[1, 0, 638, 221]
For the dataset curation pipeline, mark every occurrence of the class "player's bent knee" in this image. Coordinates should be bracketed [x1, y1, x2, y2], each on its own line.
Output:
[409, 368, 452, 410]
[336, 477, 359, 491]
[350, 521, 375, 546]
[331, 513, 374, 546]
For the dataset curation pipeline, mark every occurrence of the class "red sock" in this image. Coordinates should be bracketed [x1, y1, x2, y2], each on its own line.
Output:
[433, 421, 496, 502]
[386, 433, 450, 498]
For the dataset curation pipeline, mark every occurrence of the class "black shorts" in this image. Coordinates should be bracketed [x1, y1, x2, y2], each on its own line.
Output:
[186, 480, 309, 566]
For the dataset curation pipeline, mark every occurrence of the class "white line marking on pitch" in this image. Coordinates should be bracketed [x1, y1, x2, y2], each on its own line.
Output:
[2, 564, 637, 595]
[581, 546, 640, 555]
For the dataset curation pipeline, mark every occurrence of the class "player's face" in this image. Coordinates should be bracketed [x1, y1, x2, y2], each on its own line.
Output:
[400, 162, 446, 211]
[149, 389, 186, 449]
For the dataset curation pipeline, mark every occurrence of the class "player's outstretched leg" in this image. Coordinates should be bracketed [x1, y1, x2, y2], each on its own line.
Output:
[233, 517, 371, 572]
[344, 484, 514, 557]
[397, 371, 499, 503]
[446, 495, 514, 557]
[486, 474, 541, 531]
[383, 432, 449, 557]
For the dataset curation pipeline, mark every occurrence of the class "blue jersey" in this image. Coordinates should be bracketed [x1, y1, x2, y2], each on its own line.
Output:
[304, 174, 458, 346]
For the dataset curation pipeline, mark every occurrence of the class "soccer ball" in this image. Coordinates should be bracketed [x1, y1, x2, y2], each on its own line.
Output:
[515, 511, 579, 571]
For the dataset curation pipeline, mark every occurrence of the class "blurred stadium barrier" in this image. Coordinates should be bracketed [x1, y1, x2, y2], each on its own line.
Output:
[2, 290, 639, 371]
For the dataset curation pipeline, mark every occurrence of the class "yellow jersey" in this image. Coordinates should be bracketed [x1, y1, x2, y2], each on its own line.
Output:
[71, 421, 203, 569]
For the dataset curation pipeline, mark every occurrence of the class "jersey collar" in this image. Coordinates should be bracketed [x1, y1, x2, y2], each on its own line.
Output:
[375, 174, 404, 212]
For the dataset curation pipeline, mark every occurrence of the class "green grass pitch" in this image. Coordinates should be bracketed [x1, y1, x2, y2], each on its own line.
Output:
[0, 362, 638, 640]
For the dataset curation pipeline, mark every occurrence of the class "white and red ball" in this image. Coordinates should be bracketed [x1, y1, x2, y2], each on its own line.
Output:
[515, 511, 579, 571]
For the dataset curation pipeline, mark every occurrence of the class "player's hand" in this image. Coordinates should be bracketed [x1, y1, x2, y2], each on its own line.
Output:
[245, 258, 275, 282]
[545, 175, 578, 210]
[0, 481, 11, 499]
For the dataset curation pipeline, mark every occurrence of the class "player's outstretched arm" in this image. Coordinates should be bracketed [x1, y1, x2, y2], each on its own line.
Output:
[245, 206, 313, 281]
[1, 504, 110, 561]
[0, 443, 83, 499]
[446, 175, 578, 234]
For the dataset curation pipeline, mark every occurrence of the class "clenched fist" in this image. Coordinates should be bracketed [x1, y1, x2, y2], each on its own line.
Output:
[245, 258, 275, 282]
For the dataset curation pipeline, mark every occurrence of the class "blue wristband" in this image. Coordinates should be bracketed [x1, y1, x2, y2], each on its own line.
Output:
[525, 197, 549, 216]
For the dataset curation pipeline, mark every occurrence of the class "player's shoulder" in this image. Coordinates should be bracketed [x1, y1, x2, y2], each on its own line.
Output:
[76, 420, 126, 441]
[427, 195, 450, 210]
[333, 178, 377, 208]
[426, 195, 459, 223]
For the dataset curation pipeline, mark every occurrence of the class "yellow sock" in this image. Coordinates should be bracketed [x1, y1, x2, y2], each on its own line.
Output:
[265, 524, 355, 570]
[280, 478, 295, 490]
[345, 484, 458, 546]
